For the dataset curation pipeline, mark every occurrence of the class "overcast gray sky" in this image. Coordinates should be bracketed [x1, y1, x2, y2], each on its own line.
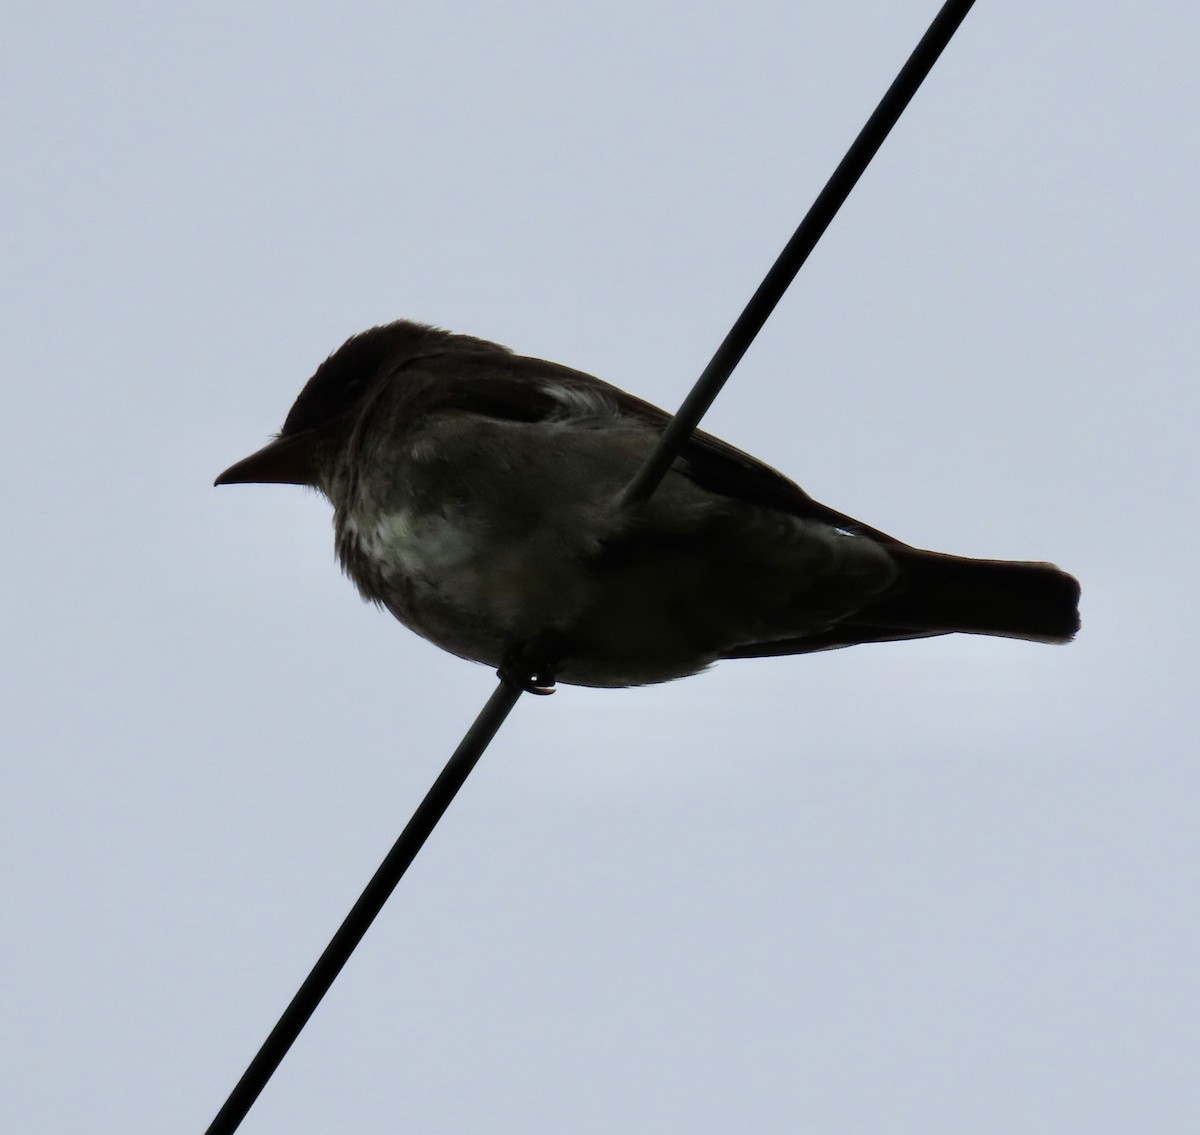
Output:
[4, 2, 1198, 1132]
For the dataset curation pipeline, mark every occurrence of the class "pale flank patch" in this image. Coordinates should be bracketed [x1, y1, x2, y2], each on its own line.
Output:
[541, 382, 620, 422]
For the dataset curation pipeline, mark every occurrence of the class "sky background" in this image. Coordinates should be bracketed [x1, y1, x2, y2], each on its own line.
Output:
[4, 1, 1198, 1131]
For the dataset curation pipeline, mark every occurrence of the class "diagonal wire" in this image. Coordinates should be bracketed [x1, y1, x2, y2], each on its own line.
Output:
[204, 2, 977, 1131]
[204, 681, 523, 1135]
[621, 0, 977, 506]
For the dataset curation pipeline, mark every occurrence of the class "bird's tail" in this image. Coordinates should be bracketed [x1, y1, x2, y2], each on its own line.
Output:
[721, 548, 1080, 660]
[867, 547, 1081, 643]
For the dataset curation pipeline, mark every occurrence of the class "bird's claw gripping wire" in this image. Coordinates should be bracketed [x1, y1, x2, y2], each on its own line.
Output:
[496, 659, 556, 695]
[497, 633, 567, 695]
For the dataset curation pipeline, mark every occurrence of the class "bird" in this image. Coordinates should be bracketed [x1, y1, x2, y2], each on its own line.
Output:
[215, 320, 1080, 691]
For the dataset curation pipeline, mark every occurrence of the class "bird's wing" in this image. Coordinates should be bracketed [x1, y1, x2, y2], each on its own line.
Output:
[395, 348, 906, 546]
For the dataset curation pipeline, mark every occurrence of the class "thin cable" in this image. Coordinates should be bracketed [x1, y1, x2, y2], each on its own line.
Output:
[620, 0, 977, 506]
[205, 2, 977, 1129]
[204, 680, 523, 1135]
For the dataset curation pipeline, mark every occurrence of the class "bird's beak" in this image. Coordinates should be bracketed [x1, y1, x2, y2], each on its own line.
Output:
[214, 431, 320, 487]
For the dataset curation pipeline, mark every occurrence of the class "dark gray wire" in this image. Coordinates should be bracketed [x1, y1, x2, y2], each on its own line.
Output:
[621, 0, 977, 506]
[204, 2, 977, 1130]
[204, 682, 523, 1135]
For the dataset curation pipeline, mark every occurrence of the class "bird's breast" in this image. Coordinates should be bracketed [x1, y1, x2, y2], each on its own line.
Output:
[335, 499, 600, 660]
[341, 507, 477, 580]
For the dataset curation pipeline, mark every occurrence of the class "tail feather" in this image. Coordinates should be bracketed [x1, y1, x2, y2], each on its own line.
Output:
[858, 547, 1081, 643]
[721, 547, 1080, 660]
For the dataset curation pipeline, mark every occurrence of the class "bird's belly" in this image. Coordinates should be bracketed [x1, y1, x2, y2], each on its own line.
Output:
[337, 493, 897, 688]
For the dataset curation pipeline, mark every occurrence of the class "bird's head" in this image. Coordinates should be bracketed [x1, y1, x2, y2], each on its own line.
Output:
[214, 321, 445, 491]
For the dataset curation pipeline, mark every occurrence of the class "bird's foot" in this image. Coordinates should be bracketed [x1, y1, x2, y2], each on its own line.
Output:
[497, 632, 570, 695]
